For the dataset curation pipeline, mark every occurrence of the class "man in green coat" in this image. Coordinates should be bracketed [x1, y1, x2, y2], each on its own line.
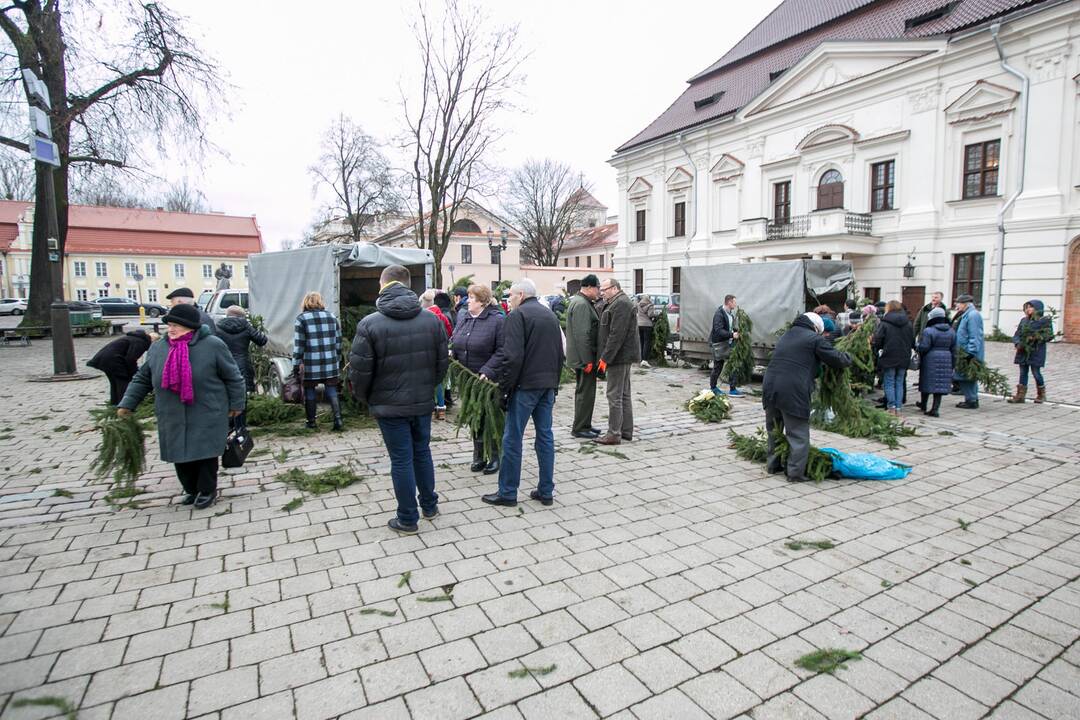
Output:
[595, 278, 641, 445]
[913, 290, 950, 340]
[565, 275, 601, 438]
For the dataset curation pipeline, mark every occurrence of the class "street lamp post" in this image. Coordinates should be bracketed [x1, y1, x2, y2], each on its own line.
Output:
[487, 226, 508, 287]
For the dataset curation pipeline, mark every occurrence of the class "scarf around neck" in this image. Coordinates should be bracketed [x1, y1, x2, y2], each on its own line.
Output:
[162, 331, 196, 405]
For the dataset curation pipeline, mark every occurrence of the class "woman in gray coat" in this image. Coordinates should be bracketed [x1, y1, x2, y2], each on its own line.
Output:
[118, 303, 246, 509]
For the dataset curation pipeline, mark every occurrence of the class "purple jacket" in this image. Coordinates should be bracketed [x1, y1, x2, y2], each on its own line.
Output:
[451, 305, 504, 378]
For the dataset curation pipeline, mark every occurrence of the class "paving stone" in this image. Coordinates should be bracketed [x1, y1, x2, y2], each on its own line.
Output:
[161, 641, 228, 685]
[83, 657, 163, 706]
[680, 671, 759, 718]
[188, 666, 259, 716]
[630, 687, 713, 720]
[793, 673, 876, 720]
[902, 677, 988, 720]
[474, 624, 540, 664]
[359, 654, 430, 704]
[419, 638, 487, 683]
[112, 682, 189, 720]
[294, 670, 367, 720]
[517, 683, 597, 720]
[466, 659, 542, 711]
[573, 663, 650, 716]
[260, 646, 327, 694]
[48, 637, 125, 681]
[404, 677, 482, 719]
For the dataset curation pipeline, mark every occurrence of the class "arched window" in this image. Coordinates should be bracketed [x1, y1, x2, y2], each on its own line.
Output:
[817, 170, 844, 210]
[451, 218, 482, 233]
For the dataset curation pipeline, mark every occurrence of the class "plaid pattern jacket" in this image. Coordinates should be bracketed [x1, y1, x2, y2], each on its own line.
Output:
[293, 309, 341, 380]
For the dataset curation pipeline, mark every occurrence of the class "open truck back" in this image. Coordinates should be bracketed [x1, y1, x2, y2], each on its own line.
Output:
[679, 259, 853, 366]
[249, 243, 435, 398]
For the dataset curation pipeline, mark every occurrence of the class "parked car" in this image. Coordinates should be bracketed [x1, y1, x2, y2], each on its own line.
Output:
[95, 297, 167, 317]
[197, 289, 214, 311]
[0, 298, 27, 315]
[67, 300, 103, 319]
[205, 289, 249, 322]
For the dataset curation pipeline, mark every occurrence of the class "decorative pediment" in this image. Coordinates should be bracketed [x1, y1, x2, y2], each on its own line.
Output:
[627, 176, 653, 200]
[665, 166, 693, 190]
[796, 124, 859, 152]
[945, 80, 1019, 123]
[743, 40, 945, 117]
[710, 154, 745, 182]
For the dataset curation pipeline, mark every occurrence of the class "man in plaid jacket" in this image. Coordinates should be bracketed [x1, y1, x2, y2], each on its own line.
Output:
[293, 292, 343, 430]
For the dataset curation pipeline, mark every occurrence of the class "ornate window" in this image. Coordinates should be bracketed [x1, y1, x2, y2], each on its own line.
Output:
[870, 161, 895, 211]
[816, 169, 844, 210]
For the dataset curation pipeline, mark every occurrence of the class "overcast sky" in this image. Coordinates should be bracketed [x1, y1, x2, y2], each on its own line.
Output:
[169, 0, 778, 250]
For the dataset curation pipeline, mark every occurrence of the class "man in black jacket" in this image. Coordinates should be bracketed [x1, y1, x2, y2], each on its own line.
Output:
[709, 294, 743, 397]
[762, 312, 852, 482]
[595, 278, 640, 445]
[348, 265, 448, 534]
[482, 279, 565, 507]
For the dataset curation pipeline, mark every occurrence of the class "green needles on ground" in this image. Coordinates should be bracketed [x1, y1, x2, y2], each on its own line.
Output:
[52, 425, 70, 432]
[52, 489, 73, 498]
[281, 497, 303, 512]
[728, 428, 769, 463]
[446, 360, 506, 461]
[794, 649, 862, 675]
[246, 394, 305, 428]
[417, 593, 454, 603]
[397, 571, 411, 589]
[10, 697, 77, 720]
[686, 389, 732, 423]
[273, 447, 291, 463]
[880, 579, 893, 588]
[90, 405, 147, 494]
[963, 578, 978, 587]
[209, 596, 230, 612]
[577, 444, 629, 461]
[277, 465, 363, 495]
[959, 558, 972, 566]
[957, 518, 971, 531]
[785, 539, 835, 551]
[720, 308, 754, 386]
[508, 664, 557, 679]
[358, 607, 398, 617]
[728, 428, 833, 482]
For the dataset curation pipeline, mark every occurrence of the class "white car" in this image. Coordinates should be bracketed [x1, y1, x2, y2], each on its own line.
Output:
[0, 298, 27, 315]
[205, 289, 249, 322]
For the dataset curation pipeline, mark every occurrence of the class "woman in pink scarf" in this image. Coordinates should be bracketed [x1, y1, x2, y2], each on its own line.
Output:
[117, 303, 246, 509]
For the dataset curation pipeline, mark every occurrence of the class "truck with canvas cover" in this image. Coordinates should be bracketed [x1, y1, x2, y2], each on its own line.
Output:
[679, 259, 853, 366]
[248, 243, 435, 398]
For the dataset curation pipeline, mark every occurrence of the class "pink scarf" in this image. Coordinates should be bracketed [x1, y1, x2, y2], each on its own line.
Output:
[162, 331, 196, 405]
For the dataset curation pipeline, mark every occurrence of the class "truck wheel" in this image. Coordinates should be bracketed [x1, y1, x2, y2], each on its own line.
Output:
[269, 365, 284, 401]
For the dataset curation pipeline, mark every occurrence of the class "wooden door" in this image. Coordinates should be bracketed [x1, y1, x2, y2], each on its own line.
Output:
[901, 286, 924, 320]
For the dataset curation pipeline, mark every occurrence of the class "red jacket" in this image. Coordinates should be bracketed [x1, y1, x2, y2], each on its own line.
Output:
[426, 305, 452, 339]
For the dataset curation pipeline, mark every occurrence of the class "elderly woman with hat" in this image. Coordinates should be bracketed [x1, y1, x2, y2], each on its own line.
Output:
[117, 302, 246, 509]
[915, 306, 956, 417]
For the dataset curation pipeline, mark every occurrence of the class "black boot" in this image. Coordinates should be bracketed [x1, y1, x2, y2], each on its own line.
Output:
[329, 393, 343, 432]
[304, 397, 317, 429]
[483, 457, 500, 475]
[470, 439, 485, 473]
[927, 394, 941, 417]
[916, 393, 928, 413]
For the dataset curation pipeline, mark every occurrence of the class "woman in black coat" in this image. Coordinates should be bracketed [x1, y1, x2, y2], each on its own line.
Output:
[872, 300, 915, 416]
[450, 283, 505, 474]
[215, 306, 268, 393]
[87, 329, 154, 404]
[916, 307, 956, 417]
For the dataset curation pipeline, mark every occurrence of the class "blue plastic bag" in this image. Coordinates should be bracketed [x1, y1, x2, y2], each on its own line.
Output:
[820, 448, 912, 480]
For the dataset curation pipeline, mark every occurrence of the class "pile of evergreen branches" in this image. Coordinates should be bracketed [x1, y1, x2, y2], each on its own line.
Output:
[955, 351, 1010, 397]
[651, 311, 670, 366]
[446, 359, 505, 460]
[249, 314, 273, 393]
[687, 389, 731, 423]
[720, 308, 754, 386]
[90, 406, 147, 493]
[728, 428, 833, 482]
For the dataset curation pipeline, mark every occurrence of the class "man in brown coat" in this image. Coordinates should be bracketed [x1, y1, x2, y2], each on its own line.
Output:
[595, 278, 640, 445]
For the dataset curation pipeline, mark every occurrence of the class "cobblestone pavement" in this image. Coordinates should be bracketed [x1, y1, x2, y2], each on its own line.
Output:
[983, 340, 1079, 406]
[0, 334, 1077, 719]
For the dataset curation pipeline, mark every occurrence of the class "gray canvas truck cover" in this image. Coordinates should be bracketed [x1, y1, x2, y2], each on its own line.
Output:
[249, 243, 434, 357]
[681, 259, 853, 351]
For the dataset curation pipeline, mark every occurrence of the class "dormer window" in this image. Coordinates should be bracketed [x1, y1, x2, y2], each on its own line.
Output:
[693, 91, 724, 110]
[768, 68, 788, 83]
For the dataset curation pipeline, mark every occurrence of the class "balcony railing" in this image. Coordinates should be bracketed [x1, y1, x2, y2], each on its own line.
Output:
[766, 210, 872, 240]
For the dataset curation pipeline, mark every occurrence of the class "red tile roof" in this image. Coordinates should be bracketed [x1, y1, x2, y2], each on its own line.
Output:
[617, 0, 1048, 152]
[0, 200, 263, 257]
[561, 223, 619, 252]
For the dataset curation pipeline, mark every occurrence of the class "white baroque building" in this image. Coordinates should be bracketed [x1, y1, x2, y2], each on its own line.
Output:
[609, 0, 1080, 339]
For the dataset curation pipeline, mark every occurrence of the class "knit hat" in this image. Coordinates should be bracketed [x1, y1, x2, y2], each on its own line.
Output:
[861, 305, 877, 318]
[580, 274, 600, 288]
[928, 307, 946, 320]
[162, 303, 202, 330]
[803, 312, 825, 334]
[452, 287, 467, 298]
[822, 317, 836, 333]
[165, 287, 195, 300]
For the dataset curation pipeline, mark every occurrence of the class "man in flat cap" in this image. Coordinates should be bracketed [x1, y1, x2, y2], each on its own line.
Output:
[167, 287, 216, 334]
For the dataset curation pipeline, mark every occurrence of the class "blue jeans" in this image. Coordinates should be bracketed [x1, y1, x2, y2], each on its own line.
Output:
[497, 388, 555, 500]
[1018, 364, 1044, 387]
[883, 367, 906, 410]
[435, 383, 445, 408]
[959, 380, 979, 403]
[376, 415, 437, 525]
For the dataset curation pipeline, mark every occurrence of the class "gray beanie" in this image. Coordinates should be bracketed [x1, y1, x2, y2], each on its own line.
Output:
[928, 307, 946, 320]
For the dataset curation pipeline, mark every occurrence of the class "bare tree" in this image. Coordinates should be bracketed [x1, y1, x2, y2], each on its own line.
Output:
[69, 170, 147, 208]
[402, 0, 524, 286]
[0, 149, 33, 200]
[160, 177, 207, 213]
[306, 114, 401, 246]
[505, 159, 590, 266]
[0, 1, 224, 326]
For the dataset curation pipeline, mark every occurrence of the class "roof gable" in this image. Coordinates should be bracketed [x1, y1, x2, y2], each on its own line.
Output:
[710, 154, 745, 181]
[627, 177, 653, 199]
[945, 79, 1019, 121]
[742, 39, 944, 117]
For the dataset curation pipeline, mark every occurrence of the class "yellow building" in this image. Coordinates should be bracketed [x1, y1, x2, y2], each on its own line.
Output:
[0, 201, 263, 303]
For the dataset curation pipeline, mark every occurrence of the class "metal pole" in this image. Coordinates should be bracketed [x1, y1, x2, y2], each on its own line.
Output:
[43, 163, 75, 374]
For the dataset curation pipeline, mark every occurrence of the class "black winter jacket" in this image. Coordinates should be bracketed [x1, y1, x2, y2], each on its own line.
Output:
[87, 330, 153, 379]
[709, 306, 736, 344]
[215, 316, 268, 388]
[452, 305, 504, 378]
[872, 310, 915, 370]
[597, 291, 640, 366]
[762, 316, 852, 419]
[347, 283, 449, 418]
[497, 296, 565, 394]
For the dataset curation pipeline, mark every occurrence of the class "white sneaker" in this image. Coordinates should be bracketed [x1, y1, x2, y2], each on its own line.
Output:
[640, 361, 651, 368]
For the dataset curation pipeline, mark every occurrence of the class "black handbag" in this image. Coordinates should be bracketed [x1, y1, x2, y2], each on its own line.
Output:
[222, 419, 254, 468]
